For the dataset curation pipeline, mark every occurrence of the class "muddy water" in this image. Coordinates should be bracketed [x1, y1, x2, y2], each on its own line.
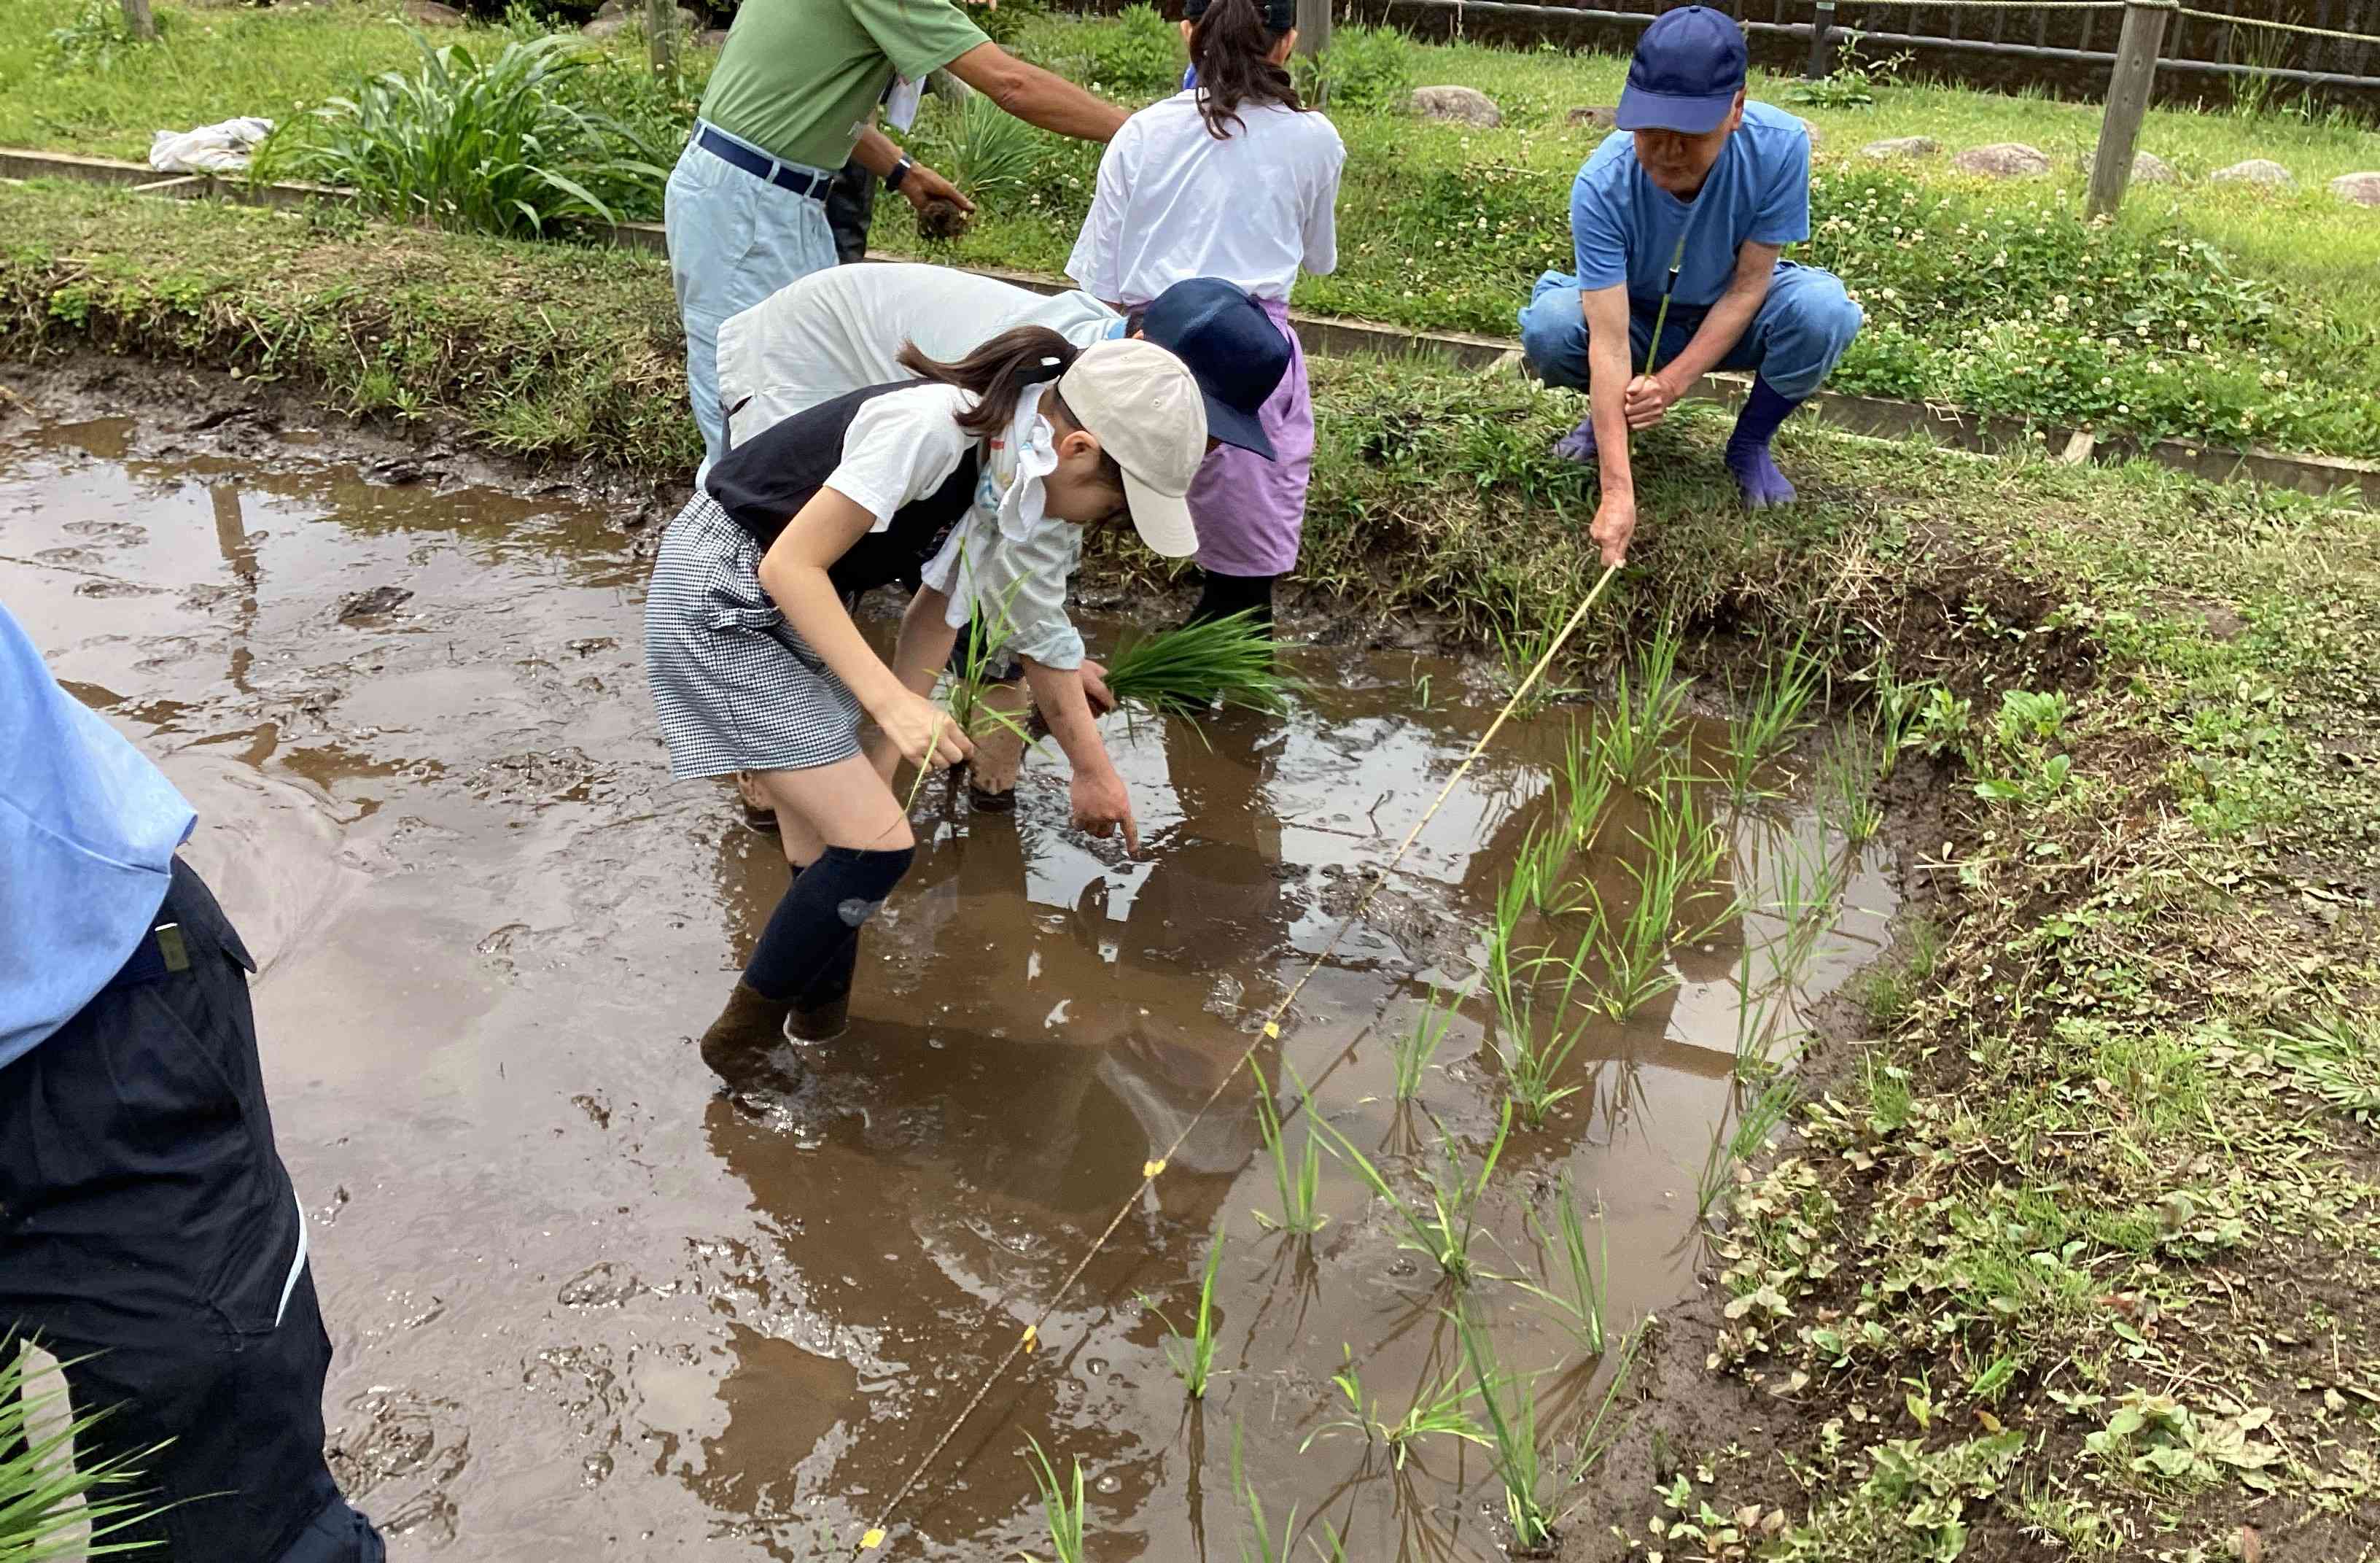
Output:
[2, 416, 1894, 1560]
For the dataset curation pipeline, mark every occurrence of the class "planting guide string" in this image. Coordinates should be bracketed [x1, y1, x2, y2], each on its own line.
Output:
[852, 559, 1626, 1556]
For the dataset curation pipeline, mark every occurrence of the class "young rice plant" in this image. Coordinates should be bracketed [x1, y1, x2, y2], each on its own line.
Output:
[1249, 1062, 1326, 1236]
[1312, 1104, 1511, 1287]
[1100, 610, 1298, 720]
[1517, 1170, 1608, 1354]
[1, 1341, 167, 1561]
[1141, 1225, 1228, 1399]
[1018, 1433, 1088, 1563]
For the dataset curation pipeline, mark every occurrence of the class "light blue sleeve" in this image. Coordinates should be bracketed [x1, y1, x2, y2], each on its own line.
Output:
[969, 519, 1085, 671]
[1569, 141, 1631, 292]
[1749, 130, 1811, 247]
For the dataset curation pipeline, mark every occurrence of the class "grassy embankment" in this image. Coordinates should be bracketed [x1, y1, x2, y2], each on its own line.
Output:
[4, 178, 2375, 1559]
[4, 0, 2379, 457]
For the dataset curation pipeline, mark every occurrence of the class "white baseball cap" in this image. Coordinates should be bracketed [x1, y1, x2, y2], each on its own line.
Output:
[1057, 338, 1206, 559]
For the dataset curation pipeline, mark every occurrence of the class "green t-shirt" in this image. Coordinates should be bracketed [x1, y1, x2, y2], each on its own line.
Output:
[699, 0, 989, 173]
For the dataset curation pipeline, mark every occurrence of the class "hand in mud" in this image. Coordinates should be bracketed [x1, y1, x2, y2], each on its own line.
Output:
[1070, 765, 1140, 856]
[1591, 492, 1636, 568]
[900, 163, 974, 218]
[1622, 372, 1679, 431]
[1078, 658, 1116, 715]
[879, 689, 973, 772]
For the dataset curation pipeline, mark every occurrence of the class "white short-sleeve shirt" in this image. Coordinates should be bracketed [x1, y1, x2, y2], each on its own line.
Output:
[1067, 91, 1344, 308]
[718, 264, 1120, 449]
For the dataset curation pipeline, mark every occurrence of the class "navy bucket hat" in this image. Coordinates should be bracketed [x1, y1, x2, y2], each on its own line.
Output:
[1138, 279, 1288, 459]
[1615, 5, 1750, 135]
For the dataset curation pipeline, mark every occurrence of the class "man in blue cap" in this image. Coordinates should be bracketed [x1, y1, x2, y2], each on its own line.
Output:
[1517, 4, 1863, 565]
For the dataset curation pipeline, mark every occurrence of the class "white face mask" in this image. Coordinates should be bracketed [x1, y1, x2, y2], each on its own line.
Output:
[973, 380, 1063, 544]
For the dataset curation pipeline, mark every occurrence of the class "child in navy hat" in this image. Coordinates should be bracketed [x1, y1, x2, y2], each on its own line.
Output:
[1516, 4, 1864, 565]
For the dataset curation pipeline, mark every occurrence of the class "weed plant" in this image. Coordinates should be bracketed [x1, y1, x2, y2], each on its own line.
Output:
[1291, 22, 1412, 110]
[2263, 1015, 2380, 1122]
[1818, 736, 1884, 846]
[1, 1341, 165, 1559]
[930, 93, 1050, 209]
[1312, 1104, 1511, 1287]
[1302, 1346, 1488, 1469]
[1249, 1063, 1326, 1236]
[1492, 601, 1585, 718]
[1517, 1170, 1608, 1354]
[264, 32, 668, 237]
[1141, 1225, 1227, 1399]
[1018, 1434, 1088, 1563]
[1099, 610, 1297, 720]
[1696, 1077, 1799, 1219]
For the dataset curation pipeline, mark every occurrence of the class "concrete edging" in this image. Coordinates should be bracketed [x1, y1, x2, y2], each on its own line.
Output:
[4, 147, 2373, 508]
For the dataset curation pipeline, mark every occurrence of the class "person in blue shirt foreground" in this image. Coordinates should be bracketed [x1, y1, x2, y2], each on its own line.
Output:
[0, 602, 384, 1563]
[1517, 5, 1864, 565]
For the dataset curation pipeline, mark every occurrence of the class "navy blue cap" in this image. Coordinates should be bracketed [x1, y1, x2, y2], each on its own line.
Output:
[1616, 6, 1749, 135]
[1138, 279, 1287, 459]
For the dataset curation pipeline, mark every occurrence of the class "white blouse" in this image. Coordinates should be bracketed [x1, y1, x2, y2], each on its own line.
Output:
[1067, 90, 1344, 308]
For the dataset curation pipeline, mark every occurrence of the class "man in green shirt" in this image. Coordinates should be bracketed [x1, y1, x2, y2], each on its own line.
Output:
[668, 0, 1128, 467]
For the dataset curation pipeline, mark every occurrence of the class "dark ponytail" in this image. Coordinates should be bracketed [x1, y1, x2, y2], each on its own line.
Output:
[1186, 0, 1302, 142]
[898, 325, 1081, 440]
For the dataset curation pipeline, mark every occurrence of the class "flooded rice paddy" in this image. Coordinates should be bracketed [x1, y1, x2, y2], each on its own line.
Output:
[1, 410, 1894, 1560]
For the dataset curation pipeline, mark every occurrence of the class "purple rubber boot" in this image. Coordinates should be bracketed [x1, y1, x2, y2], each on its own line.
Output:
[1725, 378, 1802, 508]
[1552, 413, 1600, 465]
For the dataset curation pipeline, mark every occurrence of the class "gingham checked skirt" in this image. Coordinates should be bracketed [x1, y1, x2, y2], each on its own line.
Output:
[643, 493, 865, 777]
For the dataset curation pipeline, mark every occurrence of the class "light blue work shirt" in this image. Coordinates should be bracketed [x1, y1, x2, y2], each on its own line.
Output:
[0, 600, 195, 1066]
[1570, 100, 1813, 310]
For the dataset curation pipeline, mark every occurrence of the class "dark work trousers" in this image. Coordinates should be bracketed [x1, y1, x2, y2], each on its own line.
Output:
[1187, 569, 1277, 630]
[825, 157, 877, 265]
[0, 858, 383, 1563]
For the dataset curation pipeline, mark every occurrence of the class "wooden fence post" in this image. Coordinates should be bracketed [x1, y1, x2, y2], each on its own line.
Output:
[645, 0, 678, 76]
[1296, 0, 1332, 58]
[1805, 0, 1838, 78]
[120, 0, 156, 42]
[2085, 0, 2171, 220]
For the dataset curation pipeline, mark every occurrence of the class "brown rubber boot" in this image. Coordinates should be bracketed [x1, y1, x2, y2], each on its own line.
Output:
[699, 982, 801, 1090]
[786, 993, 849, 1043]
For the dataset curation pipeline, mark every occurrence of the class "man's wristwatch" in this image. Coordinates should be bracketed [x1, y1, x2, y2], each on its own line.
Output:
[886, 157, 914, 192]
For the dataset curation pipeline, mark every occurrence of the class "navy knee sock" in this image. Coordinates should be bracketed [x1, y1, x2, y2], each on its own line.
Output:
[744, 845, 914, 1004]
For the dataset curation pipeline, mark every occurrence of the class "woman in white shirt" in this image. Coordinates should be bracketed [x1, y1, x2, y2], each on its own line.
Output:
[1066, 0, 1345, 628]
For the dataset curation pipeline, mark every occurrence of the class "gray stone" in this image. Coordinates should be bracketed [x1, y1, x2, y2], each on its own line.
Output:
[1951, 141, 2052, 178]
[580, 12, 630, 37]
[1797, 116, 1824, 152]
[2131, 151, 2177, 184]
[1566, 105, 1617, 130]
[1861, 135, 1940, 160]
[582, 4, 700, 39]
[698, 26, 730, 49]
[2329, 171, 2380, 206]
[402, 0, 464, 23]
[1409, 85, 1502, 128]
[2209, 158, 2295, 187]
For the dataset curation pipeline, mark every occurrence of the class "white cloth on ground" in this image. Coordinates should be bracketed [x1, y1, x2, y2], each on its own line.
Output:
[715, 263, 1118, 449]
[1066, 91, 1343, 306]
[148, 118, 275, 174]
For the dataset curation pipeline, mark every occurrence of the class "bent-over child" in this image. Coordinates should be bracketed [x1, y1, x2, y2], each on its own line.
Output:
[644, 330, 1207, 1090]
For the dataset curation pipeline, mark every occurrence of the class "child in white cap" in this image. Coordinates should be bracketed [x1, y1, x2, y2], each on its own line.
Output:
[643, 331, 1207, 1087]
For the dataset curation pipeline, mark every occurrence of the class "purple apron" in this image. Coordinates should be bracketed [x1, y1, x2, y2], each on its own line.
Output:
[1182, 298, 1313, 579]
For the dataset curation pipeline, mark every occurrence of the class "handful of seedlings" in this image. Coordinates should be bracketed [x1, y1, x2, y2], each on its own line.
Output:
[1099, 610, 1298, 720]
